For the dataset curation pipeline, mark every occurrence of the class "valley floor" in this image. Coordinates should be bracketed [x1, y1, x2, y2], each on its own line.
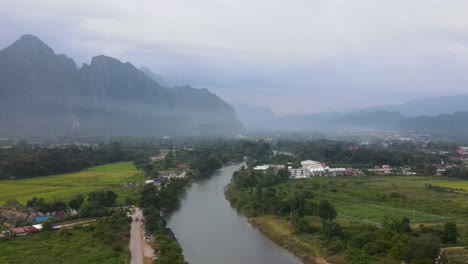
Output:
[0, 161, 143, 205]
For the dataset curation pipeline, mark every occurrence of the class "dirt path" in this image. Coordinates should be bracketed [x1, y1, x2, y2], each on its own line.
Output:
[130, 208, 144, 264]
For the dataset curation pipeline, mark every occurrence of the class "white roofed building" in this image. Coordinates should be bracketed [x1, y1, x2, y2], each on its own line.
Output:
[301, 160, 324, 169]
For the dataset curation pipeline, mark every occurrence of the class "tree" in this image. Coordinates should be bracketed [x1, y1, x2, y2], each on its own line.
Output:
[318, 200, 337, 223]
[383, 216, 411, 234]
[402, 234, 441, 264]
[441, 222, 458, 244]
[68, 195, 84, 210]
[42, 220, 54, 231]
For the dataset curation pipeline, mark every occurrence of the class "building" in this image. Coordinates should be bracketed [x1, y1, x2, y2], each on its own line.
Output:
[10, 227, 28, 236]
[288, 160, 361, 179]
[10, 225, 40, 236]
[253, 165, 270, 171]
[309, 167, 325, 177]
[328, 168, 346, 176]
[289, 168, 311, 178]
[253, 164, 285, 171]
[301, 160, 324, 169]
[382, 165, 391, 173]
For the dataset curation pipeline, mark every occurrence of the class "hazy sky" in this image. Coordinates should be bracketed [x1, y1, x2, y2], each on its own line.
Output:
[1, 0, 468, 116]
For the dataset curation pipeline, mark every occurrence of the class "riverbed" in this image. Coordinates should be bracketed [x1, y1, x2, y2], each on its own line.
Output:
[167, 163, 302, 264]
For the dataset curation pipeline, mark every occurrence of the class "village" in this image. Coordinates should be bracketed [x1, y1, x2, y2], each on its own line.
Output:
[254, 160, 364, 178]
[250, 142, 468, 181]
[0, 202, 79, 238]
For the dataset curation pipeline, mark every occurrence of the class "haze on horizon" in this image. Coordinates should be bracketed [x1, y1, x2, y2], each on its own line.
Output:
[1, 0, 468, 116]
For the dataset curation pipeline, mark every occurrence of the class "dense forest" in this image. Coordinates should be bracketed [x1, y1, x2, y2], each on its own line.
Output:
[0, 142, 136, 179]
[274, 139, 452, 169]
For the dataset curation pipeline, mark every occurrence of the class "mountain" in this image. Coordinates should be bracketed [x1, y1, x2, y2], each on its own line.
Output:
[240, 107, 468, 134]
[0, 35, 244, 137]
[363, 94, 468, 116]
[139, 67, 170, 88]
[402, 111, 468, 133]
[232, 103, 277, 130]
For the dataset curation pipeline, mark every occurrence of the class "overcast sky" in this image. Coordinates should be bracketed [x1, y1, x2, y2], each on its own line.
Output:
[1, 0, 468, 116]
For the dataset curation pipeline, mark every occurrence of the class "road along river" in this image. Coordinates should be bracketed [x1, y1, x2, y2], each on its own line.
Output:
[167, 163, 302, 264]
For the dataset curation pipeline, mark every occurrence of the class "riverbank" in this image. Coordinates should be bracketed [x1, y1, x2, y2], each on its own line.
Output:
[224, 177, 331, 264]
[248, 216, 336, 264]
[167, 164, 301, 264]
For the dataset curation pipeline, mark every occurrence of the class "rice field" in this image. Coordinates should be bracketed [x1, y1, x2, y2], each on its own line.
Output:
[433, 181, 468, 191]
[0, 161, 143, 204]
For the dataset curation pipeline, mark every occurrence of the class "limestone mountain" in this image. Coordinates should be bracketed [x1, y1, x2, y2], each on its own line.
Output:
[139, 67, 170, 88]
[0, 35, 244, 137]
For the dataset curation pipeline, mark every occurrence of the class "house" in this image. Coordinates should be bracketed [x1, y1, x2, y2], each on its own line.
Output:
[22, 226, 40, 234]
[457, 147, 468, 155]
[382, 165, 391, 173]
[10, 226, 40, 236]
[449, 156, 465, 162]
[10, 227, 28, 236]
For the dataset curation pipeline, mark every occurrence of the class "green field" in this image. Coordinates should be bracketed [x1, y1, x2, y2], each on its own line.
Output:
[275, 175, 468, 245]
[337, 203, 449, 224]
[0, 162, 143, 205]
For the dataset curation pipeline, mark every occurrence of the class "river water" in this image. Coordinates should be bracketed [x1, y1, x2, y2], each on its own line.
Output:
[167, 163, 302, 264]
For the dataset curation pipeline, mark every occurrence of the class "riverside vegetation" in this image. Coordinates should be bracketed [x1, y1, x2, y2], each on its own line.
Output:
[226, 167, 466, 264]
[136, 140, 273, 264]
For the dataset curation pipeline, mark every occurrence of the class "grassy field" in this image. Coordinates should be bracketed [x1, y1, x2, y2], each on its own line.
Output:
[276, 176, 468, 245]
[336, 203, 449, 224]
[0, 162, 143, 205]
[446, 247, 468, 264]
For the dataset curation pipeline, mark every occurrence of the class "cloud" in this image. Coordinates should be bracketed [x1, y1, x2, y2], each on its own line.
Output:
[1, 0, 468, 115]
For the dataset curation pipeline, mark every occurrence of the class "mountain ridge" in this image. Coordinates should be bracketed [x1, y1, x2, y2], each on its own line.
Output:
[0, 35, 244, 137]
[362, 94, 468, 116]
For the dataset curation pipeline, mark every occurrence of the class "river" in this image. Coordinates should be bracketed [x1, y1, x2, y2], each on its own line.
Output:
[167, 163, 302, 264]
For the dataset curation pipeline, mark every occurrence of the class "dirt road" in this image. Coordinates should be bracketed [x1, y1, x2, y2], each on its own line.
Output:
[130, 208, 144, 264]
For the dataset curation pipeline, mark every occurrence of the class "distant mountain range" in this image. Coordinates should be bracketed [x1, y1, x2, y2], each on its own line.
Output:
[0, 35, 244, 137]
[362, 94, 468, 116]
[234, 96, 468, 134]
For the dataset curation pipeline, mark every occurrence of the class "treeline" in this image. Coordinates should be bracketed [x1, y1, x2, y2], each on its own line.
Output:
[140, 205, 185, 264]
[27, 190, 118, 218]
[134, 139, 272, 179]
[226, 169, 459, 264]
[0, 142, 136, 179]
[140, 178, 189, 213]
[443, 167, 468, 180]
[275, 139, 450, 170]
